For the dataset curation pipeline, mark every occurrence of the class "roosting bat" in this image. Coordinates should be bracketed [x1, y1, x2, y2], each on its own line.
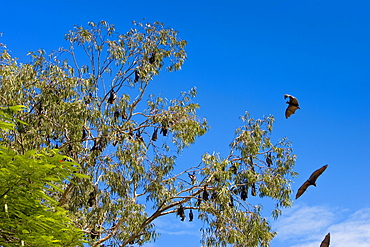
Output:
[151, 128, 158, 141]
[107, 91, 117, 104]
[188, 172, 196, 184]
[189, 209, 194, 222]
[295, 165, 328, 199]
[240, 186, 248, 201]
[202, 186, 209, 201]
[177, 204, 185, 221]
[284, 94, 300, 119]
[266, 153, 273, 167]
[251, 183, 257, 196]
[320, 233, 330, 247]
[134, 70, 140, 83]
[149, 52, 156, 64]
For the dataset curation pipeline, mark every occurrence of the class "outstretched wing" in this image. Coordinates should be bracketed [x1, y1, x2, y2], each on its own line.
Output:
[284, 94, 299, 106]
[308, 165, 328, 184]
[284, 94, 300, 118]
[320, 233, 330, 247]
[285, 105, 300, 119]
[295, 180, 311, 199]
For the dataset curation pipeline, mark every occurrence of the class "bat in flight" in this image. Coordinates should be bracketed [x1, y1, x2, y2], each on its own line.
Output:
[320, 233, 330, 247]
[284, 94, 300, 119]
[296, 164, 328, 199]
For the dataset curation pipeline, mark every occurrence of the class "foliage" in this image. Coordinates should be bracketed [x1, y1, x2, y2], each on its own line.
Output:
[0, 20, 297, 246]
[0, 107, 86, 246]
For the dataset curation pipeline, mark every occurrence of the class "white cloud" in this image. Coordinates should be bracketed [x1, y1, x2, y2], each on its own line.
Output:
[153, 214, 201, 237]
[272, 205, 370, 247]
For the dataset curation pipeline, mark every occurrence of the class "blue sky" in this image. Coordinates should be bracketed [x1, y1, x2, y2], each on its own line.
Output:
[2, 1, 370, 246]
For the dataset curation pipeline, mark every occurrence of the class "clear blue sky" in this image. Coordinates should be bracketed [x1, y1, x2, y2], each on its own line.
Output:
[2, 1, 370, 246]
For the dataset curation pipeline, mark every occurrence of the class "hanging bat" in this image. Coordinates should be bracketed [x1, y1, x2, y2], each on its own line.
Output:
[188, 172, 196, 184]
[251, 183, 257, 196]
[134, 70, 140, 83]
[149, 52, 156, 64]
[284, 94, 300, 119]
[240, 186, 248, 201]
[266, 152, 273, 167]
[90, 228, 99, 239]
[107, 91, 117, 104]
[151, 128, 158, 141]
[160, 121, 169, 136]
[320, 233, 330, 247]
[296, 165, 328, 199]
[189, 209, 194, 222]
[202, 187, 209, 201]
[177, 204, 185, 221]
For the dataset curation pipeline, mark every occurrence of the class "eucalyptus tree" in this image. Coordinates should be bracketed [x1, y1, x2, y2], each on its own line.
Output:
[0, 21, 296, 246]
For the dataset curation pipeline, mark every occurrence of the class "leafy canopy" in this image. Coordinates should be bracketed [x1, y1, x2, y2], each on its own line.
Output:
[0, 21, 297, 246]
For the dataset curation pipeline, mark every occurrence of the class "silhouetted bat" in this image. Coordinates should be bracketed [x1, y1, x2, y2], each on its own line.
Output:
[149, 53, 156, 64]
[202, 187, 209, 201]
[240, 186, 248, 201]
[90, 228, 99, 239]
[320, 233, 330, 247]
[189, 209, 194, 222]
[251, 183, 257, 196]
[107, 91, 117, 104]
[151, 128, 158, 141]
[160, 121, 168, 136]
[134, 70, 140, 83]
[296, 165, 328, 199]
[266, 153, 273, 167]
[177, 204, 185, 221]
[188, 172, 196, 184]
[284, 94, 300, 119]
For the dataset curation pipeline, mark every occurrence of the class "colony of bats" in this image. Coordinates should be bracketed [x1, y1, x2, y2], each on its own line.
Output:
[86, 63, 330, 247]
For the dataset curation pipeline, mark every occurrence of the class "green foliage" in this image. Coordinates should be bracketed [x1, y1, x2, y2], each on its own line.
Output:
[0, 21, 297, 247]
[0, 108, 85, 246]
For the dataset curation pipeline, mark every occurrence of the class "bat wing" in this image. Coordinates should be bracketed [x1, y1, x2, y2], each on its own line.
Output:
[285, 105, 299, 119]
[295, 180, 311, 199]
[320, 233, 330, 247]
[284, 94, 299, 106]
[308, 165, 328, 184]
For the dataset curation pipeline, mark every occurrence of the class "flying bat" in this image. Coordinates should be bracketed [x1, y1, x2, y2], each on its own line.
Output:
[284, 94, 300, 119]
[296, 165, 328, 199]
[320, 233, 330, 247]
